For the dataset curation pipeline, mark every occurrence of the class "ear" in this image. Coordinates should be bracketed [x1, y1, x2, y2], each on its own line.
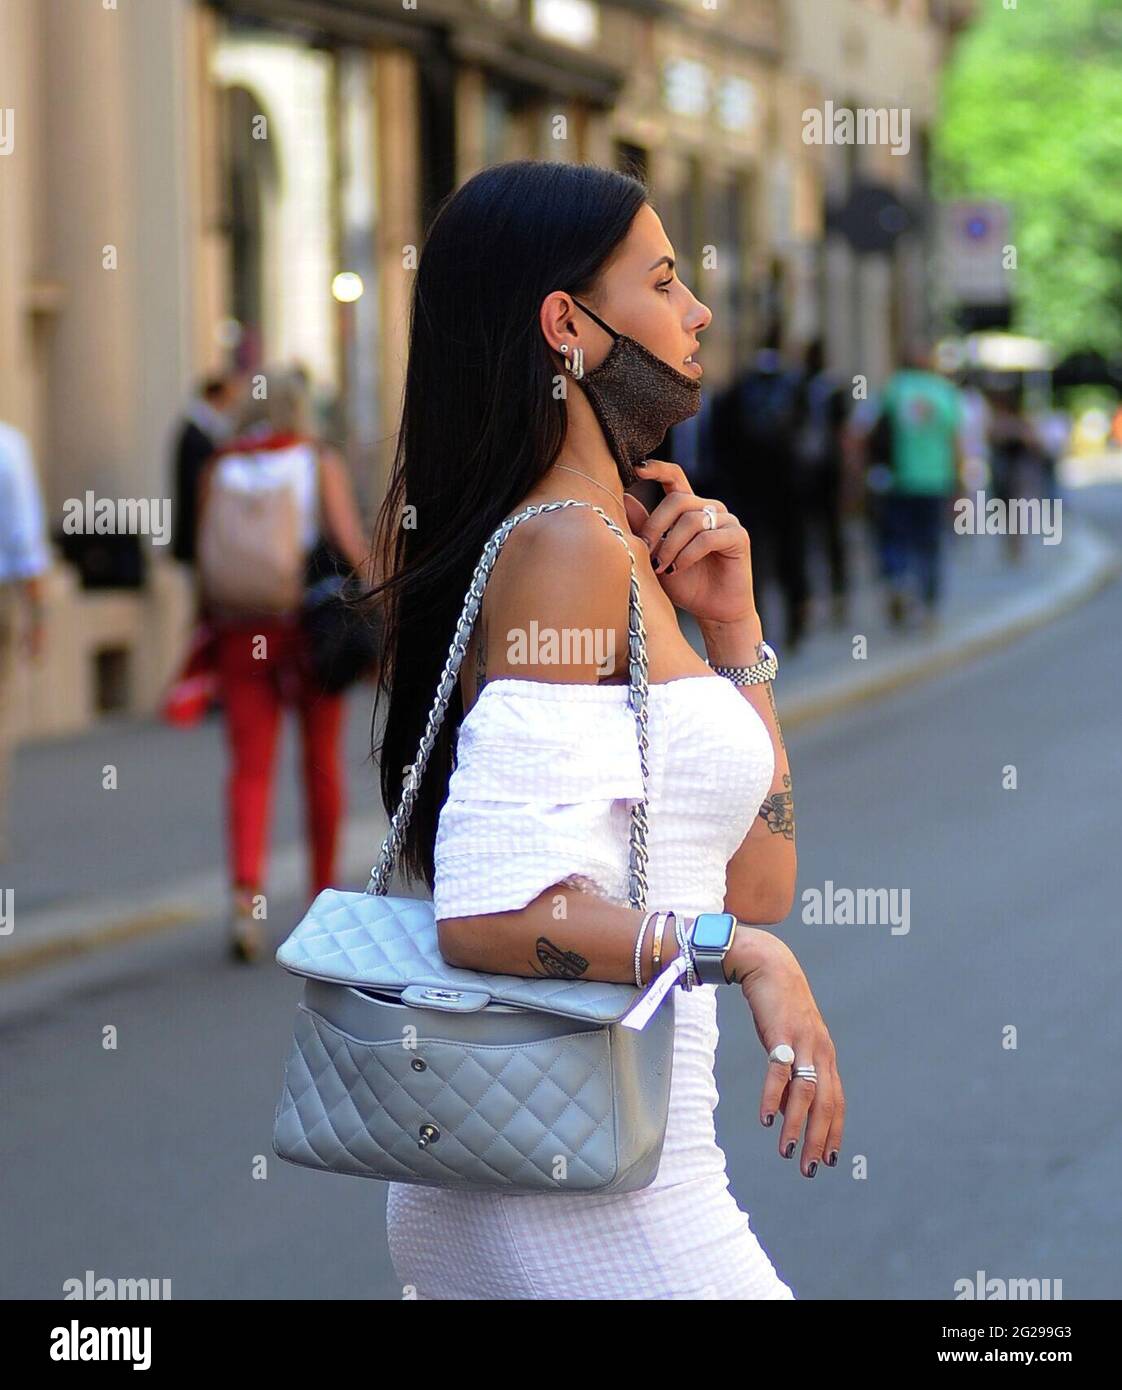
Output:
[539, 290, 580, 356]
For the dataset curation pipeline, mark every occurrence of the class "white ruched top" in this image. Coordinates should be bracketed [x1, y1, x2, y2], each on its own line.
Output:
[384, 674, 796, 1300]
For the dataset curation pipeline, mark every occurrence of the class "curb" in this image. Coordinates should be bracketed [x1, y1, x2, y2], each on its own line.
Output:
[778, 518, 1121, 731]
[4, 518, 1118, 980]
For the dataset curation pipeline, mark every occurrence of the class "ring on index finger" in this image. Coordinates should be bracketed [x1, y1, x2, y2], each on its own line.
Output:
[701, 504, 718, 531]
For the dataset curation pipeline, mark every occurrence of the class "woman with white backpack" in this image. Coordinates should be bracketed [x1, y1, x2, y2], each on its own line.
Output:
[196, 367, 372, 960]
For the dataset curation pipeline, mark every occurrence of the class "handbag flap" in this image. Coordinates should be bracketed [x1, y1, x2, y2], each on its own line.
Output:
[275, 889, 646, 1025]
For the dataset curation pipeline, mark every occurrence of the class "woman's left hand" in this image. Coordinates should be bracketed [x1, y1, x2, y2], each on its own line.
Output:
[622, 459, 757, 624]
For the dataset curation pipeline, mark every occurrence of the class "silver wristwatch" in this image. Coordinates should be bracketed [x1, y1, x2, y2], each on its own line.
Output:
[707, 639, 778, 686]
[687, 912, 740, 985]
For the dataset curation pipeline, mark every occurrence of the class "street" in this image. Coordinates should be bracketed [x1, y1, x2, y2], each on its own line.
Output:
[2, 485, 1120, 1300]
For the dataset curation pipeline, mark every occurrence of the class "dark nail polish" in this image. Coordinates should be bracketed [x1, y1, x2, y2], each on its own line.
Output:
[664, 562, 676, 575]
[651, 555, 661, 571]
[660, 529, 670, 540]
[827, 1150, 838, 1167]
[783, 1140, 796, 1159]
[762, 1113, 774, 1127]
[807, 1161, 818, 1178]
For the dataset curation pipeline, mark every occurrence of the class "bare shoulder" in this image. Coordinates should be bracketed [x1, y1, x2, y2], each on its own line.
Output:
[482, 504, 633, 684]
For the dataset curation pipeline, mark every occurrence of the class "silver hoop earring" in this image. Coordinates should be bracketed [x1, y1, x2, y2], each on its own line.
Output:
[560, 344, 585, 381]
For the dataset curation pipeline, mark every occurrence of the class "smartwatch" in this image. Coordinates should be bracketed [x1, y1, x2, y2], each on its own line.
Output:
[688, 912, 739, 985]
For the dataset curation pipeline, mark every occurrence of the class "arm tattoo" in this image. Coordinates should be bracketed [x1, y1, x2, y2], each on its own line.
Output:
[474, 613, 487, 698]
[764, 680, 786, 755]
[530, 936, 590, 979]
[758, 772, 795, 839]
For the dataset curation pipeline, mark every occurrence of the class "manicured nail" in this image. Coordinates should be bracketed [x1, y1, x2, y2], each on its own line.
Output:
[783, 1140, 796, 1159]
[762, 1113, 774, 1127]
[651, 555, 661, 571]
[827, 1150, 839, 1167]
[664, 562, 676, 575]
[807, 1161, 818, 1179]
[660, 529, 670, 540]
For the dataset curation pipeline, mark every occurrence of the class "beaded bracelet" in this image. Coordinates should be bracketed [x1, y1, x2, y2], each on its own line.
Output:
[674, 914, 697, 991]
[633, 911, 655, 987]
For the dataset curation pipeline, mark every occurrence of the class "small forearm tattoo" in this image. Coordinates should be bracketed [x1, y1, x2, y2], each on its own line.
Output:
[764, 680, 786, 754]
[758, 772, 795, 839]
[531, 936, 590, 979]
[474, 615, 487, 698]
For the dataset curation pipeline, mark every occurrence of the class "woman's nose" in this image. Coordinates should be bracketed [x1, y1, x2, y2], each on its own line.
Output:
[690, 297, 713, 333]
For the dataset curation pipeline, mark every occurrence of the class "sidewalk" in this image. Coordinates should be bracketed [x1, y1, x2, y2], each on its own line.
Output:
[2, 500, 1118, 977]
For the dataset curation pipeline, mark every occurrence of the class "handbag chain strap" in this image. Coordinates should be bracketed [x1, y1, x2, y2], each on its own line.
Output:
[365, 499, 651, 911]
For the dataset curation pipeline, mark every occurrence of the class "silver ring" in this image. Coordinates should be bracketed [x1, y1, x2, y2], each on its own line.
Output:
[793, 1066, 819, 1085]
[701, 504, 717, 531]
[768, 1044, 795, 1066]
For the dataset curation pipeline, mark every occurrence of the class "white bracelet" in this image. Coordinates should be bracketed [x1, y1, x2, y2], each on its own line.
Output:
[674, 915, 696, 991]
[633, 911, 655, 987]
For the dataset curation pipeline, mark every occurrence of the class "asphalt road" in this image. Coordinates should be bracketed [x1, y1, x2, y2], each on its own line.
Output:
[3, 485, 1120, 1300]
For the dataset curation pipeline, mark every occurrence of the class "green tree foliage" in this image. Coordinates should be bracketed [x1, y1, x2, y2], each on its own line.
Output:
[935, 0, 1122, 357]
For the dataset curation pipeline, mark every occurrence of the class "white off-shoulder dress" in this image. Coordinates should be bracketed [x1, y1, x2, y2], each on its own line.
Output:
[384, 674, 795, 1300]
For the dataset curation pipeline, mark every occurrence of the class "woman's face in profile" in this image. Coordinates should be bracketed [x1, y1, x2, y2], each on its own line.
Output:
[589, 202, 713, 378]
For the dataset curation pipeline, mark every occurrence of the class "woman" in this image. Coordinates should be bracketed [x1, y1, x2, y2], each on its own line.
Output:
[198, 368, 370, 961]
[366, 162, 844, 1299]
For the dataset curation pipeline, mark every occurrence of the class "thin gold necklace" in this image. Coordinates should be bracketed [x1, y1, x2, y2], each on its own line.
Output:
[551, 463, 626, 516]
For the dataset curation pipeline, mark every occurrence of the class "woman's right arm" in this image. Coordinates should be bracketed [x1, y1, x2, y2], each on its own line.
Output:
[440, 886, 843, 1176]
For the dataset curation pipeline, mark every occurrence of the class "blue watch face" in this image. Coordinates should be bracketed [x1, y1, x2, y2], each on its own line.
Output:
[692, 913, 737, 949]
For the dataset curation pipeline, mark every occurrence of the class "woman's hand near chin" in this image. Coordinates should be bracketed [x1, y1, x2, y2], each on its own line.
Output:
[623, 459, 758, 625]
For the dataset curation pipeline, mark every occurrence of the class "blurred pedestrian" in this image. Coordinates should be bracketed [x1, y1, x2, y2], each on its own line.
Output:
[793, 340, 851, 625]
[873, 343, 965, 629]
[1034, 405, 1070, 499]
[956, 372, 992, 494]
[709, 337, 810, 649]
[0, 421, 50, 862]
[171, 373, 243, 566]
[986, 387, 1040, 565]
[195, 367, 371, 961]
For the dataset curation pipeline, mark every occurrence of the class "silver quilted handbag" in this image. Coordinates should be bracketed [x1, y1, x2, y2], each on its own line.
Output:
[271, 499, 679, 1195]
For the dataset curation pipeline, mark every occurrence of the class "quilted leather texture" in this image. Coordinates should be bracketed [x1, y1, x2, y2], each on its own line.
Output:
[276, 889, 645, 1024]
[273, 992, 674, 1193]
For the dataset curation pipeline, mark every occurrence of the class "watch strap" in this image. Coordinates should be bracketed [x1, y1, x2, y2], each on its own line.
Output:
[707, 640, 777, 686]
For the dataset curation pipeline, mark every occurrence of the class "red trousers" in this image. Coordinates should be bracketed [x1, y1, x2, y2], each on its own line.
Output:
[215, 619, 345, 898]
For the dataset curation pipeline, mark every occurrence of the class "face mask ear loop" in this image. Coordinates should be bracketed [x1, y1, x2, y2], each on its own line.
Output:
[568, 297, 620, 343]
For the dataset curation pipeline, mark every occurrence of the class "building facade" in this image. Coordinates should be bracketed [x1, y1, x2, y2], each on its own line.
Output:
[0, 0, 959, 738]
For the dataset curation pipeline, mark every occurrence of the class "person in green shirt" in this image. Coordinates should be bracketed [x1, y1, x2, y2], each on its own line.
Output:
[873, 346, 965, 627]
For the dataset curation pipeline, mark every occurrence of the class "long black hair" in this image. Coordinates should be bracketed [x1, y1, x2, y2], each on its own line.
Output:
[364, 160, 650, 891]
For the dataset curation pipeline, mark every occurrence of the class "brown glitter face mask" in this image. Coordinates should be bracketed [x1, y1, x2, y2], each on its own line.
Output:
[566, 296, 702, 488]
